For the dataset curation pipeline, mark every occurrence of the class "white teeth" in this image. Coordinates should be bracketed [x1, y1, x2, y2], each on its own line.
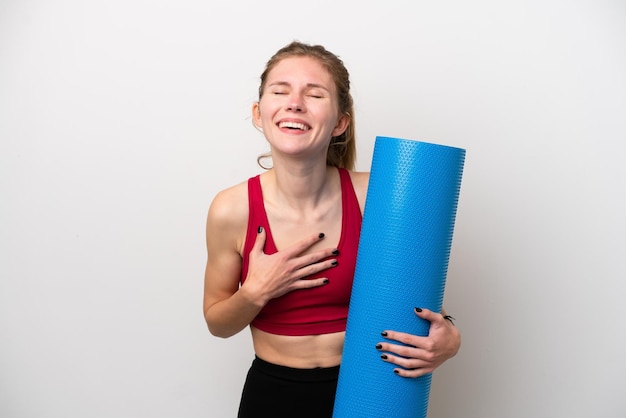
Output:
[278, 121, 309, 131]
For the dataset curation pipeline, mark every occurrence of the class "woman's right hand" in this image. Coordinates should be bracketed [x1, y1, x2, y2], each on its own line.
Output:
[241, 227, 338, 306]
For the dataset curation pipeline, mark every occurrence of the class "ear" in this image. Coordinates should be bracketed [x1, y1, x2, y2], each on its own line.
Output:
[252, 102, 262, 128]
[331, 113, 350, 137]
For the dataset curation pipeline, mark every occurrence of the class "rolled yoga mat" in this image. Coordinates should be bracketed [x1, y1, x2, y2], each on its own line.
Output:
[333, 136, 465, 418]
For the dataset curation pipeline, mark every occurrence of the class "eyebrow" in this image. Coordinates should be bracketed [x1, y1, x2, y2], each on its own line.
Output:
[268, 81, 331, 92]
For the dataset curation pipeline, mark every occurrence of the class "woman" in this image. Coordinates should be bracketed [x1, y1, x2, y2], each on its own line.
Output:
[203, 41, 461, 417]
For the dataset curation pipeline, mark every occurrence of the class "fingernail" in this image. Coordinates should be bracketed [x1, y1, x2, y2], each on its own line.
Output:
[332, 249, 339, 255]
[375, 344, 382, 350]
[381, 331, 388, 337]
[257, 226, 263, 233]
[380, 354, 388, 360]
[414, 307, 423, 313]
[318, 232, 325, 239]
[323, 279, 329, 284]
[331, 260, 338, 266]
[393, 369, 400, 374]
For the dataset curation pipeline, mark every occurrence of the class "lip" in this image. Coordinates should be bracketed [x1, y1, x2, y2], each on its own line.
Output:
[276, 118, 311, 132]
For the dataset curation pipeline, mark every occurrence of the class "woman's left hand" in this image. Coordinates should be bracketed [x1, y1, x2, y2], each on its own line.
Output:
[377, 307, 461, 378]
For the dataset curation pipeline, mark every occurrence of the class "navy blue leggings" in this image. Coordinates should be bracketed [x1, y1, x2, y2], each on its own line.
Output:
[238, 356, 340, 418]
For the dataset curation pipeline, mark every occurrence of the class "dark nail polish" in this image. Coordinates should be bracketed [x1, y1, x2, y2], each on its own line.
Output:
[331, 260, 338, 266]
[323, 279, 329, 284]
[414, 307, 423, 313]
[257, 226, 263, 233]
[381, 331, 388, 337]
[332, 249, 339, 255]
[375, 344, 382, 350]
[394, 369, 400, 374]
[381, 354, 388, 360]
[318, 232, 325, 239]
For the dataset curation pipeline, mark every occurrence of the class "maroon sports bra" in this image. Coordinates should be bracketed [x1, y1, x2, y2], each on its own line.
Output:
[240, 168, 362, 336]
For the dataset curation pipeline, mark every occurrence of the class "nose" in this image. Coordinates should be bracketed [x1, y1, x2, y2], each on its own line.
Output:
[286, 93, 304, 112]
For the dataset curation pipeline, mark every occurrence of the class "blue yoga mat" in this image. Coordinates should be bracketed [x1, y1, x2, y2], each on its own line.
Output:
[333, 136, 465, 418]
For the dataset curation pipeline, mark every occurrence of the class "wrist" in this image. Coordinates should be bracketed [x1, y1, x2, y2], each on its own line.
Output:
[239, 281, 269, 309]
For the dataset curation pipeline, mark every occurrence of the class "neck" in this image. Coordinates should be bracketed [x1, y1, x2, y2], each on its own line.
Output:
[265, 160, 337, 212]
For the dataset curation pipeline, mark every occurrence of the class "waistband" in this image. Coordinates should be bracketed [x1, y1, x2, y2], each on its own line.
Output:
[251, 356, 340, 383]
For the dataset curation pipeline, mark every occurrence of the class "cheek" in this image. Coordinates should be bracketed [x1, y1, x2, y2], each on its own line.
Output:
[257, 99, 278, 118]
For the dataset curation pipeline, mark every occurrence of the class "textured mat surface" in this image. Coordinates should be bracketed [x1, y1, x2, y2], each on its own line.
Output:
[333, 137, 465, 418]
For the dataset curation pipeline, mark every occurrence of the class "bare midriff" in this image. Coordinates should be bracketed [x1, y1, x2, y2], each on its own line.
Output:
[251, 327, 345, 368]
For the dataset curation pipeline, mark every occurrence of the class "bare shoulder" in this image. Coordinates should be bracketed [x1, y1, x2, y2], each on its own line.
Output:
[206, 180, 249, 249]
[208, 181, 247, 219]
[347, 170, 370, 213]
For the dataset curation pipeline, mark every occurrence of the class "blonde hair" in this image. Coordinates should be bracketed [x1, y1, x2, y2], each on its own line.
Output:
[256, 41, 356, 170]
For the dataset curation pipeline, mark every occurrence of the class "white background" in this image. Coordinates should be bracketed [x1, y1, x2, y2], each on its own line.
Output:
[1, 0, 625, 417]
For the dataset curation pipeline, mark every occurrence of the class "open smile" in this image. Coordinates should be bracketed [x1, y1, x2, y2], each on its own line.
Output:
[278, 121, 311, 131]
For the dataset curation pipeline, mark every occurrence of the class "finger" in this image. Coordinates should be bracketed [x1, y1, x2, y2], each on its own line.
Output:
[292, 276, 330, 290]
[413, 307, 444, 324]
[379, 330, 430, 351]
[393, 367, 432, 379]
[251, 225, 267, 255]
[379, 352, 434, 378]
[294, 257, 339, 280]
[376, 340, 434, 362]
[283, 231, 327, 257]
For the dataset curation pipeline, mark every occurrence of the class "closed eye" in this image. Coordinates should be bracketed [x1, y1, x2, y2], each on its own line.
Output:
[306, 88, 326, 99]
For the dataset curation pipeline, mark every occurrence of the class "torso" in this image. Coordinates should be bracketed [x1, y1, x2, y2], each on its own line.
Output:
[251, 328, 346, 368]
[238, 168, 369, 368]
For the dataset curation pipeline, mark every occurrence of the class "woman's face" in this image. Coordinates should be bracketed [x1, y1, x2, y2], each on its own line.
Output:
[252, 56, 348, 161]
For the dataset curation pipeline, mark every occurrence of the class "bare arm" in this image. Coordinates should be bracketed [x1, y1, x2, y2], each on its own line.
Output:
[203, 186, 261, 338]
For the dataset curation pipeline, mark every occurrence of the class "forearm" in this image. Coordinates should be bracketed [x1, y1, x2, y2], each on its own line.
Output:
[204, 286, 265, 338]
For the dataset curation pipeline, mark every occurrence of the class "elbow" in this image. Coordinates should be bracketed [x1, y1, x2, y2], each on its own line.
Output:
[204, 313, 238, 339]
[206, 324, 231, 339]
